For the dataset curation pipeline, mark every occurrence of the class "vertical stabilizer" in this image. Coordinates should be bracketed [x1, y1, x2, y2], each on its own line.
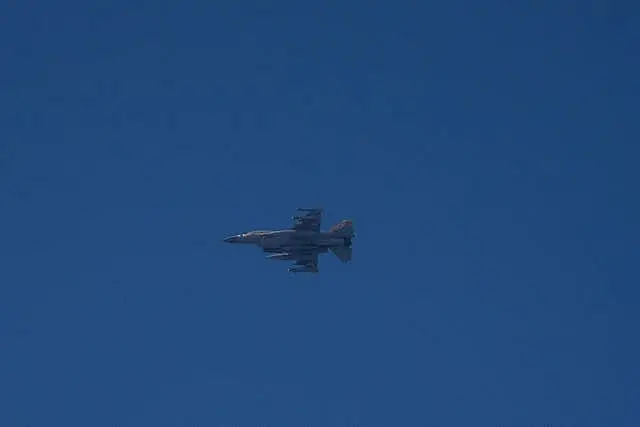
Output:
[329, 219, 354, 236]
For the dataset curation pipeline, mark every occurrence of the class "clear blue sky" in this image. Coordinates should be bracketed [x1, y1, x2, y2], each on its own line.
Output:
[2, 1, 638, 426]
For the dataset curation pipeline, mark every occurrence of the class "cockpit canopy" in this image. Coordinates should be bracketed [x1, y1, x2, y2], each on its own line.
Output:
[241, 231, 270, 238]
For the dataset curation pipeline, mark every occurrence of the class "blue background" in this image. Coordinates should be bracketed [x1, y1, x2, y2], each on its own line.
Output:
[2, 1, 638, 426]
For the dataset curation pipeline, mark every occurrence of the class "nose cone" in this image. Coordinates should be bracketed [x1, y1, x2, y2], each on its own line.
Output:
[224, 235, 241, 243]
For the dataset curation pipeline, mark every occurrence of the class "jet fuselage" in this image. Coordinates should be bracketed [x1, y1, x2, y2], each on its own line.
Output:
[225, 229, 349, 251]
[261, 230, 347, 250]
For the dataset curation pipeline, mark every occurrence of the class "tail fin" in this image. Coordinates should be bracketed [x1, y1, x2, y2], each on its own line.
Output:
[330, 246, 352, 263]
[329, 219, 354, 237]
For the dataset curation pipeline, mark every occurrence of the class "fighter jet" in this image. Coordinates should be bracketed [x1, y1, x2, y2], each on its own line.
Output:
[223, 208, 354, 273]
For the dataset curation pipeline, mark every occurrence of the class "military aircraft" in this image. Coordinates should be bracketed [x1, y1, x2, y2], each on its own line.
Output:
[223, 208, 354, 273]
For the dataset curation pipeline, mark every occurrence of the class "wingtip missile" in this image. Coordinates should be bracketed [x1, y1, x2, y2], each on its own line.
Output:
[289, 265, 319, 273]
[266, 253, 296, 261]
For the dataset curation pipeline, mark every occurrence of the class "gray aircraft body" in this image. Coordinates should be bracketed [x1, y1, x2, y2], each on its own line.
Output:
[223, 208, 354, 273]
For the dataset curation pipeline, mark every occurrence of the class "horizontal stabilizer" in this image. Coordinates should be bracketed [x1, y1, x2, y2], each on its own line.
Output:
[330, 246, 352, 263]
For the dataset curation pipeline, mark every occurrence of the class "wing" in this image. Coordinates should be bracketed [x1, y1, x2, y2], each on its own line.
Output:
[291, 208, 322, 232]
[289, 250, 320, 273]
